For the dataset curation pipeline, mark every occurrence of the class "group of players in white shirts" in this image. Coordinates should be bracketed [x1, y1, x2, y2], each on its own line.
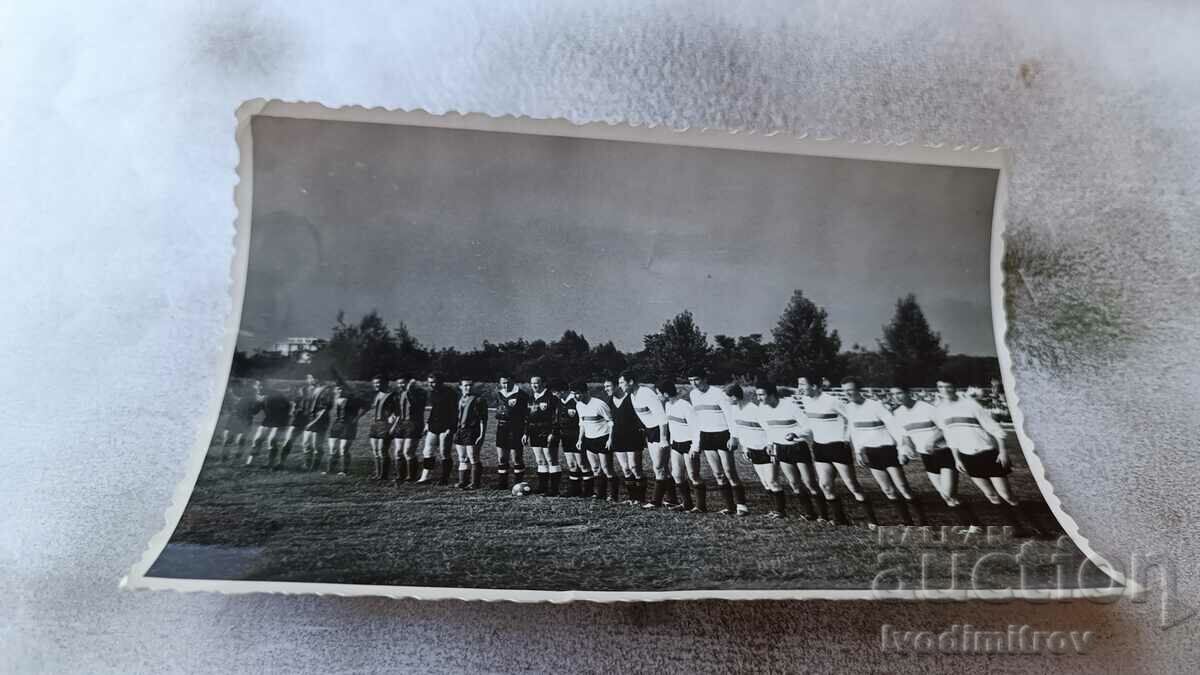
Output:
[216, 367, 1044, 535]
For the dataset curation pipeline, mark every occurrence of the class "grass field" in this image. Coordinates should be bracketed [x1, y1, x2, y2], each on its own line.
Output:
[148, 422, 1105, 593]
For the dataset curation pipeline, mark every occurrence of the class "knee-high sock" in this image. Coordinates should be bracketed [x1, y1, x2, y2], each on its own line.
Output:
[610, 474, 621, 501]
[594, 473, 607, 499]
[535, 468, 548, 494]
[773, 490, 787, 515]
[795, 488, 817, 519]
[342, 449, 352, 474]
[679, 480, 694, 510]
[408, 458, 421, 481]
[458, 462, 471, 488]
[651, 479, 667, 506]
[892, 498, 914, 526]
[720, 484, 735, 513]
[469, 463, 483, 488]
[733, 484, 747, 506]
[694, 483, 707, 512]
[666, 478, 679, 504]
[815, 493, 830, 520]
[857, 497, 878, 526]
[907, 497, 928, 526]
[548, 466, 562, 496]
[582, 472, 594, 498]
[830, 497, 851, 525]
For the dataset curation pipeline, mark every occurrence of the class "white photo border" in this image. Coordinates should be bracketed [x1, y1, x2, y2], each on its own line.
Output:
[122, 99, 1123, 602]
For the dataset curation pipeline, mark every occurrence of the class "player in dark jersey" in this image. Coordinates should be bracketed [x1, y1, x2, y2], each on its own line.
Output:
[277, 374, 316, 470]
[554, 381, 588, 497]
[366, 375, 400, 481]
[453, 379, 489, 489]
[218, 380, 262, 463]
[389, 375, 427, 483]
[245, 382, 290, 469]
[494, 375, 530, 490]
[525, 375, 561, 495]
[326, 382, 366, 476]
[609, 377, 647, 504]
[419, 372, 458, 485]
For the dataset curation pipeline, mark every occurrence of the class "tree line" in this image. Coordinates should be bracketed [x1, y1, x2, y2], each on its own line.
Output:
[232, 291, 1000, 387]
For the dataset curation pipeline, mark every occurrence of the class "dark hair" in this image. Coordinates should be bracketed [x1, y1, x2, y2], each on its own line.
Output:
[497, 374, 511, 381]
[427, 372, 442, 381]
[657, 380, 678, 397]
[798, 373, 820, 384]
[570, 381, 589, 394]
[840, 375, 861, 388]
[756, 382, 779, 398]
[726, 384, 744, 401]
[936, 377, 956, 387]
[891, 381, 913, 392]
[619, 370, 636, 383]
[371, 374, 385, 382]
[687, 366, 708, 379]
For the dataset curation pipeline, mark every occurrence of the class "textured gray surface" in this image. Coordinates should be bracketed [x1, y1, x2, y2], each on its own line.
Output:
[2, 1, 1198, 672]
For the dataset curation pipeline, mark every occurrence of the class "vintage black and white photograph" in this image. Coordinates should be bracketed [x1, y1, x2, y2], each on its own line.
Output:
[127, 105, 1104, 599]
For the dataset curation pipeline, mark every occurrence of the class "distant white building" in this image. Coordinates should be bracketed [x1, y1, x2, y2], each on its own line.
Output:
[269, 337, 324, 358]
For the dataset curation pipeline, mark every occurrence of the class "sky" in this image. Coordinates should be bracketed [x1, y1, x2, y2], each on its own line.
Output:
[242, 116, 999, 356]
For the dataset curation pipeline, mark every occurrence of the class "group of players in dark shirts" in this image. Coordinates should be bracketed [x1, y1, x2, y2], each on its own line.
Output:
[215, 369, 1044, 535]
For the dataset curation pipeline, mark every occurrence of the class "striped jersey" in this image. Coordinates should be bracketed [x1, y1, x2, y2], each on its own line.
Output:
[688, 386, 733, 432]
[756, 398, 810, 445]
[575, 397, 613, 439]
[891, 400, 946, 454]
[730, 401, 769, 449]
[934, 397, 1005, 455]
[842, 398, 901, 449]
[800, 392, 846, 444]
[665, 398, 696, 445]
[631, 385, 668, 429]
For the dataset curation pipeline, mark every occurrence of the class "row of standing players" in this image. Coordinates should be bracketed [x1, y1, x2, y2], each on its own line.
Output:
[214, 369, 1045, 535]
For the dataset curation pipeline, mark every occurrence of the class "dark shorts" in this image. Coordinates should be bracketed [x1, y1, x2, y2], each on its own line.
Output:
[496, 423, 523, 449]
[304, 416, 329, 433]
[289, 414, 310, 430]
[392, 419, 424, 441]
[776, 442, 813, 465]
[453, 427, 481, 446]
[611, 430, 646, 452]
[920, 447, 955, 473]
[262, 413, 290, 429]
[644, 426, 662, 444]
[960, 449, 1012, 478]
[368, 420, 392, 440]
[670, 440, 692, 454]
[581, 435, 610, 454]
[427, 419, 454, 435]
[556, 430, 580, 453]
[747, 448, 771, 465]
[698, 430, 732, 452]
[527, 428, 553, 447]
[329, 422, 357, 441]
[863, 444, 901, 470]
[812, 441, 853, 465]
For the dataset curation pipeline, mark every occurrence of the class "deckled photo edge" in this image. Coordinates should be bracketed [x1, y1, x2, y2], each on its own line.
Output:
[121, 99, 1122, 601]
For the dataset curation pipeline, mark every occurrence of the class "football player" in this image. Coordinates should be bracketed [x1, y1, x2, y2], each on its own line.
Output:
[622, 371, 673, 508]
[525, 375, 561, 496]
[935, 378, 1043, 536]
[453, 379, 489, 490]
[419, 372, 458, 485]
[326, 382, 366, 476]
[841, 377, 915, 527]
[755, 383, 819, 521]
[889, 383, 978, 530]
[687, 368, 747, 516]
[247, 382, 290, 469]
[494, 375, 530, 490]
[218, 381, 260, 463]
[660, 381, 700, 511]
[554, 380, 588, 497]
[366, 375, 399, 481]
[797, 375, 862, 526]
[608, 376, 647, 504]
[727, 384, 777, 517]
[572, 382, 615, 501]
[389, 374, 426, 483]
[298, 375, 332, 472]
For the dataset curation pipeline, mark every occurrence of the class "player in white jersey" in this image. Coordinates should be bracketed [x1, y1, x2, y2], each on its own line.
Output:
[935, 379, 1042, 536]
[841, 377, 914, 527]
[727, 385, 781, 517]
[797, 375, 863, 526]
[621, 372, 675, 509]
[687, 367, 747, 516]
[572, 382, 616, 501]
[659, 381, 700, 512]
[755, 383, 819, 521]
[889, 384, 980, 530]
